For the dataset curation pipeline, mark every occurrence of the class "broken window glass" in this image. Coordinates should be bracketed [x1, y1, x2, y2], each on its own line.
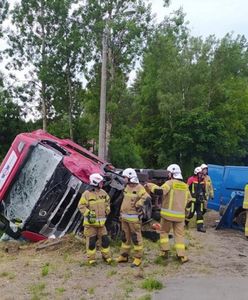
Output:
[4, 144, 62, 223]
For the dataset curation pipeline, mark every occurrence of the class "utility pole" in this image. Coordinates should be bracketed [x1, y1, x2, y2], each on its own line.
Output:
[98, 26, 108, 160]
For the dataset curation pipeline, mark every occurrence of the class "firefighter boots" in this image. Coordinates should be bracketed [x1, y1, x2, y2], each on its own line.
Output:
[197, 225, 206, 233]
[178, 256, 189, 263]
[159, 250, 169, 259]
[131, 257, 142, 267]
[104, 257, 113, 264]
[88, 259, 97, 266]
[116, 255, 128, 263]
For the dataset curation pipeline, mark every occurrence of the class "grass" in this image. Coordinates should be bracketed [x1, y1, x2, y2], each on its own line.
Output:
[138, 295, 152, 300]
[63, 252, 70, 262]
[107, 269, 117, 277]
[118, 277, 135, 298]
[154, 256, 168, 266]
[143, 237, 159, 252]
[141, 278, 163, 291]
[88, 287, 95, 295]
[0, 271, 9, 277]
[110, 238, 122, 254]
[29, 282, 47, 300]
[55, 287, 66, 294]
[0, 271, 16, 279]
[62, 251, 81, 264]
[41, 262, 50, 276]
[124, 286, 134, 298]
[63, 270, 72, 282]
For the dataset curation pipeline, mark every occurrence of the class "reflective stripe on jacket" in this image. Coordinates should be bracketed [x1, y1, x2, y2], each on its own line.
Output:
[203, 175, 214, 200]
[243, 184, 248, 209]
[121, 213, 139, 222]
[160, 179, 192, 222]
[78, 188, 110, 227]
[120, 183, 150, 222]
[187, 176, 206, 202]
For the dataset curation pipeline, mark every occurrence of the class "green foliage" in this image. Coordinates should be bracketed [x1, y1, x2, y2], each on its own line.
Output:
[138, 295, 151, 300]
[109, 127, 144, 168]
[29, 282, 47, 300]
[141, 278, 163, 291]
[55, 287, 66, 294]
[87, 287, 95, 295]
[82, 0, 153, 159]
[0, 82, 27, 160]
[131, 11, 248, 173]
[41, 263, 50, 277]
[2, 4, 248, 173]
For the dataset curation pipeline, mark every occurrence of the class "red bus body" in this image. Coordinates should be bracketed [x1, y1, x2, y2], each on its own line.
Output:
[0, 130, 108, 241]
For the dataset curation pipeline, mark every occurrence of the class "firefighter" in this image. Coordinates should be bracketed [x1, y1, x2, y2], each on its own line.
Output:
[243, 184, 248, 239]
[153, 164, 192, 263]
[116, 168, 151, 267]
[78, 173, 112, 265]
[186, 167, 207, 232]
[200, 163, 214, 211]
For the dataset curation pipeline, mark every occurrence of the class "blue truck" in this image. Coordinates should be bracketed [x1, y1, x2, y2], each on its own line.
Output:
[208, 164, 248, 230]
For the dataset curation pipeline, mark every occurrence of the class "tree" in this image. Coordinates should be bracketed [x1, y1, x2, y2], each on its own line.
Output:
[80, 0, 153, 160]
[4, 0, 84, 133]
[0, 76, 26, 161]
[131, 10, 248, 173]
[45, 1, 92, 140]
[0, 0, 8, 37]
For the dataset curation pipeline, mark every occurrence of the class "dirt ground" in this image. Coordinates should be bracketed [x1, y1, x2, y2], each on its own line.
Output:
[0, 211, 248, 300]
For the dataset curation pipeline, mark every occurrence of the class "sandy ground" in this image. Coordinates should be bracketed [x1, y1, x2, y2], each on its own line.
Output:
[0, 211, 248, 300]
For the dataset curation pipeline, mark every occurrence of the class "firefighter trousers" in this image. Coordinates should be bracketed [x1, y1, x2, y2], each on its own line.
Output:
[185, 200, 204, 229]
[84, 225, 111, 261]
[160, 218, 186, 257]
[120, 220, 143, 259]
[245, 210, 248, 237]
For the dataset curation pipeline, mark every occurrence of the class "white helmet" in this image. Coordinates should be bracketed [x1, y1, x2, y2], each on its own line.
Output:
[122, 168, 137, 179]
[200, 163, 208, 170]
[89, 173, 104, 186]
[194, 167, 202, 175]
[130, 176, 139, 184]
[167, 164, 183, 180]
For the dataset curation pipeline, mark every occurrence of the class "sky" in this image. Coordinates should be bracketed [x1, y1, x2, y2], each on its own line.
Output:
[151, 0, 248, 38]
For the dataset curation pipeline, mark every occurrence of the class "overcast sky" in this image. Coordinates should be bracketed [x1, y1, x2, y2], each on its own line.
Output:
[151, 0, 248, 38]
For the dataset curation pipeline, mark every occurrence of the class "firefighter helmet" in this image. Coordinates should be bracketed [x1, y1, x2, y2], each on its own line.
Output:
[167, 164, 183, 179]
[130, 176, 139, 184]
[200, 163, 208, 170]
[194, 167, 202, 175]
[122, 168, 137, 179]
[89, 173, 104, 186]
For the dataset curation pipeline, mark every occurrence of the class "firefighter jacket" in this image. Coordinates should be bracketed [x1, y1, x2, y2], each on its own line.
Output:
[159, 179, 192, 222]
[187, 176, 206, 202]
[203, 174, 214, 200]
[144, 182, 159, 194]
[243, 184, 248, 209]
[78, 188, 110, 227]
[120, 183, 150, 223]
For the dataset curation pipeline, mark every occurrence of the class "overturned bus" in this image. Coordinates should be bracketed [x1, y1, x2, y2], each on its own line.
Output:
[0, 130, 126, 241]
